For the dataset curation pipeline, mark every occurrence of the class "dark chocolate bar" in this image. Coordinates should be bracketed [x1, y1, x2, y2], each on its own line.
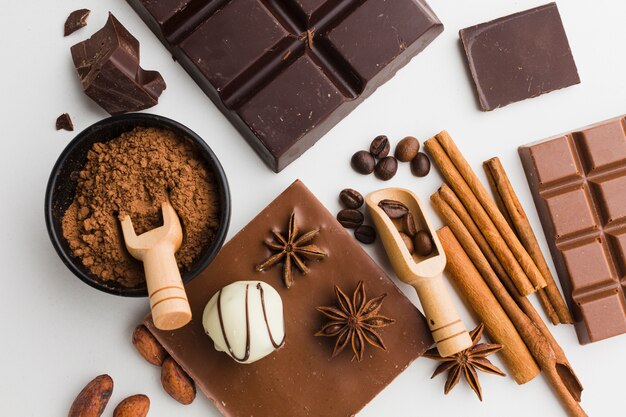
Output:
[519, 116, 626, 344]
[127, 0, 443, 172]
[145, 180, 432, 417]
[460, 3, 579, 111]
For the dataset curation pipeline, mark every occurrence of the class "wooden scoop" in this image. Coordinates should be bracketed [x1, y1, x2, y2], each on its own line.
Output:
[366, 188, 472, 357]
[120, 201, 192, 331]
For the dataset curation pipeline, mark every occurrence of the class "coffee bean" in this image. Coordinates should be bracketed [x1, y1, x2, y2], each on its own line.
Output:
[378, 199, 408, 219]
[351, 151, 375, 175]
[410, 152, 431, 177]
[402, 212, 417, 237]
[337, 208, 364, 229]
[339, 188, 364, 209]
[399, 232, 414, 254]
[395, 136, 420, 162]
[414, 230, 434, 256]
[374, 156, 397, 180]
[355, 225, 376, 244]
[369, 135, 390, 159]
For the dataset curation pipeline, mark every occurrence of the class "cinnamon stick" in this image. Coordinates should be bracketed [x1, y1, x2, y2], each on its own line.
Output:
[426, 131, 547, 290]
[535, 285, 561, 324]
[436, 186, 575, 372]
[438, 184, 509, 281]
[433, 198, 585, 417]
[484, 164, 514, 228]
[425, 137, 535, 296]
[438, 186, 553, 349]
[484, 157, 574, 325]
[436, 226, 540, 385]
[482, 165, 559, 324]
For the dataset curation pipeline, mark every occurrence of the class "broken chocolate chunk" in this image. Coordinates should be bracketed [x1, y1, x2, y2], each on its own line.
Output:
[70, 13, 166, 115]
[55, 113, 74, 131]
[64, 9, 91, 36]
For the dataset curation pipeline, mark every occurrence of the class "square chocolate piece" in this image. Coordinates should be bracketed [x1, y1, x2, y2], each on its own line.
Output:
[127, 0, 443, 172]
[519, 115, 626, 344]
[145, 180, 432, 416]
[460, 2, 580, 111]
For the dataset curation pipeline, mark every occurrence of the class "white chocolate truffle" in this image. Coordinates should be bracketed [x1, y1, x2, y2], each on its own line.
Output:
[202, 281, 285, 364]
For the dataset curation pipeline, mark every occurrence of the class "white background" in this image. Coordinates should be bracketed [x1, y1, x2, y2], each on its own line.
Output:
[0, 0, 624, 416]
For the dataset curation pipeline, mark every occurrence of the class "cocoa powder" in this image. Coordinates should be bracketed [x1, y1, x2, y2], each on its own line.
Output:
[62, 127, 220, 288]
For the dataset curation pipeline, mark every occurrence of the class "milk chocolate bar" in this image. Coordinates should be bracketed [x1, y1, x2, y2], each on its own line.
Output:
[127, 0, 443, 172]
[519, 116, 626, 344]
[145, 180, 432, 417]
[460, 3, 579, 111]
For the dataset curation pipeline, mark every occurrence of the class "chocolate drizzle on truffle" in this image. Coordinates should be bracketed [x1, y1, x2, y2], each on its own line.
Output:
[217, 284, 251, 363]
[216, 283, 285, 363]
[257, 283, 286, 349]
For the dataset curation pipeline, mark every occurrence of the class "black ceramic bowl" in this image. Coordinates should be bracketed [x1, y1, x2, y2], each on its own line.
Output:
[45, 114, 231, 297]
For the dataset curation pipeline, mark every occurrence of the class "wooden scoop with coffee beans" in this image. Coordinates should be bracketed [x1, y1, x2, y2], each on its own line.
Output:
[365, 188, 472, 357]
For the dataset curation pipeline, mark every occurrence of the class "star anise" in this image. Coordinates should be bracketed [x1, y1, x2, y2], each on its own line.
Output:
[315, 281, 395, 361]
[255, 211, 327, 288]
[423, 323, 505, 401]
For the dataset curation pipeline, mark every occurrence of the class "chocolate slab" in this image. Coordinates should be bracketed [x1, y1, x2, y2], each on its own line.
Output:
[460, 3, 579, 111]
[127, 0, 443, 172]
[70, 13, 166, 115]
[145, 180, 432, 417]
[519, 116, 626, 344]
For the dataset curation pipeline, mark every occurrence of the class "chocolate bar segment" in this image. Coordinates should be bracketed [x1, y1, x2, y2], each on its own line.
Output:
[460, 3, 579, 111]
[179, 0, 291, 92]
[519, 116, 626, 343]
[238, 54, 348, 157]
[144, 180, 432, 417]
[127, 0, 443, 172]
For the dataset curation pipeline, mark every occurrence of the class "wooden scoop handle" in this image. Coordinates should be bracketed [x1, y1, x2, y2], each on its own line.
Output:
[412, 274, 472, 357]
[143, 243, 192, 331]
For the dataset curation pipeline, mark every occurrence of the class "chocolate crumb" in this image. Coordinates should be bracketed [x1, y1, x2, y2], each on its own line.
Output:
[56, 113, 74, 131]
[299, 29, 315, 49]
[64, 9, 90, 36]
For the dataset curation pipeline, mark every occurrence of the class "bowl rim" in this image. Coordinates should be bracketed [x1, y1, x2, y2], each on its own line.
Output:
[44, 113, 231, 297]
